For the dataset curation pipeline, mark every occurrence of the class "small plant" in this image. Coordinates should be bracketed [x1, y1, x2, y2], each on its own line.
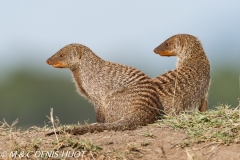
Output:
[142, 131, 155, 138]
[67, 138, 102, 151]
[127, 143, 139, 152]
[31, 138, 42, 151]
[52, 136, 102, 152]
[185, 149, 197, 160]
[0, 118, 18, 151]
[141, 141, 150, 146]
[46, 108, 60, 144]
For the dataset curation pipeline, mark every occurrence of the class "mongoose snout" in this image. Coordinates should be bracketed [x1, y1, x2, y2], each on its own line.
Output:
[46, 56, 68, 68]
[46, 59, 67, 68]
[153, 49, 174, 57]
[154, 41, 176, 57]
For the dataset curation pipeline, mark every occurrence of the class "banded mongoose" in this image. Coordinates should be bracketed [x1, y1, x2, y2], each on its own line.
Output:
[46, 44, 162, 135]
[152, 34, 210, 115]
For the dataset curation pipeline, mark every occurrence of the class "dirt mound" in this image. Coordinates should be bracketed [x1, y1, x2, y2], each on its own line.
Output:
[0, 106, 239, 159]
[0, 124, 239, 159]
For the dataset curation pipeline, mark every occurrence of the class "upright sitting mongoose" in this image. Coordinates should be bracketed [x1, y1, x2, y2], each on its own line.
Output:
[46, 44, 162, 135]
[152, 34, 210, 115]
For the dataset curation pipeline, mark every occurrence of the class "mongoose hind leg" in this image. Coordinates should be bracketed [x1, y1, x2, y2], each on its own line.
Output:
[199, 98, 208, 112]
[103, 82, 161, 124]
[46, 81, 162, 136]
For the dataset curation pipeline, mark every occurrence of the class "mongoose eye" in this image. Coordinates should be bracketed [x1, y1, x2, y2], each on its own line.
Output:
[165, 43, 170, 46]
[59, 54, 64, 57]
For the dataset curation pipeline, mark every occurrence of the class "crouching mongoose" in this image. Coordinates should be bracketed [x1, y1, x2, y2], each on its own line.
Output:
[46, 44, 162, 135]
[152, 34, 210, 115]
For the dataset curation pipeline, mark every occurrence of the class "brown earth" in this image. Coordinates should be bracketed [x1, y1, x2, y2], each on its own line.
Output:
[0, 123, 239, 160]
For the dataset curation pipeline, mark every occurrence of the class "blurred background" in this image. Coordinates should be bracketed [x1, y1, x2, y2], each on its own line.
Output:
[0, 1, 239, 129]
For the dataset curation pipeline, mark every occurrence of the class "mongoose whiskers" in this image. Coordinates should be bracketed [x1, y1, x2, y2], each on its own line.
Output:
[46, 44, 162, 135]
[153, 34, 210, 115]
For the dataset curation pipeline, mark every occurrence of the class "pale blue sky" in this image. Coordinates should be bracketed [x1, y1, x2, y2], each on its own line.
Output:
[0, 1, 239, 79]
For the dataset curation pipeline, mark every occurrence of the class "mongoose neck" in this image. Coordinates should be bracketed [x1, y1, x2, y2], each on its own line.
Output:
[70, 50, 110, 104]
[176, 48, 208, 69]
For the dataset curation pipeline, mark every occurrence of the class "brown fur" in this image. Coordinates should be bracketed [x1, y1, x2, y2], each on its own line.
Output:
[153, 34, 210, 115]
[46, 44, 162, 135]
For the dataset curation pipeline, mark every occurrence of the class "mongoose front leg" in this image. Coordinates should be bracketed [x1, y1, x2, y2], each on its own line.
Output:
[96, 107, 105, 123]
[199, 98, 208, 112]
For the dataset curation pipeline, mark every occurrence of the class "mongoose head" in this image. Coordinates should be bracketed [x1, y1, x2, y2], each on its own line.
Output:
[46, 44, 90, 69]
[153, 34, 202, 58]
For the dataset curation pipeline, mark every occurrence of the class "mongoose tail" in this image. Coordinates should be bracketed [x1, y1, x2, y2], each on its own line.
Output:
[46, 115, 150, 136]
[153, 34, 210, 113]
[46, 43, 162, 135]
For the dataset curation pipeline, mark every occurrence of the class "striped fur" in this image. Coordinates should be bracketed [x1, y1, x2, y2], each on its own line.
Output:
[153, 34, 210, 115]
[46, 44, 162, 135]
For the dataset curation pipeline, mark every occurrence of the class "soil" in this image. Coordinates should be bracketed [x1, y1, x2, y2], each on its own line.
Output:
[0, 123, 239, 160]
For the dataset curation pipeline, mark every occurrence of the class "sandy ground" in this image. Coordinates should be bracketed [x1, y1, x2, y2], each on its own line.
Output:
[0, 124, 239, 160]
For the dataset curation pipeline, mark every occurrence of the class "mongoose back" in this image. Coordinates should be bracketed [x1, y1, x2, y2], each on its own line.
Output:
[152, 34, 210, 114]
[46, 44, 162, 135]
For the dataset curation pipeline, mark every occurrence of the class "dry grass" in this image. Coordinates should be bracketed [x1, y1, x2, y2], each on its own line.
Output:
[46, 108, 59, 144]
[0, 119, 18, 153]
[158, 103, 240, 147]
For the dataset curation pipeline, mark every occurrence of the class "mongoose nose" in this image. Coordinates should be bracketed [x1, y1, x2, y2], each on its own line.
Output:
[153, 49, 157, 54]
[46, 59, 51, 65]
